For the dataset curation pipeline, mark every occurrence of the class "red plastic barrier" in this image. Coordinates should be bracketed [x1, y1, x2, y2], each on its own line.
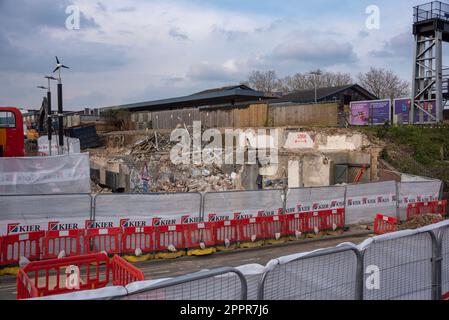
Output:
[303, 211, 324, 234]
[237, 217, 265, 243]
[374, 214, 397, 235]
[17, 253, 110, 299]
[17, 268, 38, 300]
[111, 255, 145, 286]
[406, 203, 421, 220]
[153, 225, 185, 253]
[85, 227, 122, 255]
[432, 200, 447, 216]
[420, 201, 433, 215]
[184, 222, 215, 250]
[284, 213, 308, 238]
[121, 226, 154, 256]
[0, 231, 45, 266]
[407, 200, 447, 220]
[42, 229, 85, 260]
[213, 219, 239, 248]
[321, 209, 345, 231]
[263, 215, 288, 241]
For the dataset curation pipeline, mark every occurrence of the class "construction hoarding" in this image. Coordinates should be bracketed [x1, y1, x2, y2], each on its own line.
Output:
[349, 100, 391, 125]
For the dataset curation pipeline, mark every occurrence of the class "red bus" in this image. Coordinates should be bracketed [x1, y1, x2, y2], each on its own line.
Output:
[0, 107, 25, 157]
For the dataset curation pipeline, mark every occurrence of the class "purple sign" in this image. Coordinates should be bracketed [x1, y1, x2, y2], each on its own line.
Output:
[350, 100, 391, 125]
[394, 98, 436, 124]
[349, 102, 369, 125]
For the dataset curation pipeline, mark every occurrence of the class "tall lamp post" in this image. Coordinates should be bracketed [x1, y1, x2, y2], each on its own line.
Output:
[44, 75, 57, 154]
[310, 70, 322, 104]
[52, 56, 70, 155]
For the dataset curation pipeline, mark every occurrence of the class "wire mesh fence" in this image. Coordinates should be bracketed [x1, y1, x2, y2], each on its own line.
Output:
[360, 230, 436, 300]
[258, 245, 361, 300]
[121, 268, 247, 300]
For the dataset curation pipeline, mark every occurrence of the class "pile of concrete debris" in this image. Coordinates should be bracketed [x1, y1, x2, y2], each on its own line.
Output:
[397, 214, 445, 230]
[123, 133, 240, 193]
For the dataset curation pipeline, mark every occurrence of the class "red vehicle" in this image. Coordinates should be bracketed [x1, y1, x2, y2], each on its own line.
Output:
[0, 107, 25, 157]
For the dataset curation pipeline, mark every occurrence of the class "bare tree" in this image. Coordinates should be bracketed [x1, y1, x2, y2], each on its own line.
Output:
[277, 70, 353, 93]
[243, 70, 280, 94]
[357, 67, 410, 100]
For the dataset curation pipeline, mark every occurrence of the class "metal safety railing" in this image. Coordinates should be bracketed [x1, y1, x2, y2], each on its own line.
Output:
[120, 267, 248, 300]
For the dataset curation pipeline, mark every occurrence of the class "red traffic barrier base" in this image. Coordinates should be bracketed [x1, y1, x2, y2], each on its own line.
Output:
[374, 214, 397, 235]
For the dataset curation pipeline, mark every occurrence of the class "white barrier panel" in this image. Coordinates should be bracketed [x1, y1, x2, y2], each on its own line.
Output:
[285, 186, 345, 214]
[359, 229, 434, 300]
[93, 193, 202, 227]
[0, 194, 92, 235]
[345, 181, 397, 225]
[38, 136, 81, 156]
[397, 181, 443, 221]
[0, 154, 90, 194]
[203, 190, 284, 221]
[259, 244, 360, 300]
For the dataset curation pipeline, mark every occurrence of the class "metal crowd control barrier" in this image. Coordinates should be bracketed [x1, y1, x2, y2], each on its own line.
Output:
[359, 228, 438, 300]
[121, 267, 247, 300]
[439, 224, 449, 299]
[257, 245, 362, 300]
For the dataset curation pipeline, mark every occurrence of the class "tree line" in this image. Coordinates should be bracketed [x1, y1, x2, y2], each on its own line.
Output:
[241, 67, 410, 100]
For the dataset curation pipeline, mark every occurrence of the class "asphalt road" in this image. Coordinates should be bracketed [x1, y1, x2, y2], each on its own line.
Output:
[0, 231, 370, 300]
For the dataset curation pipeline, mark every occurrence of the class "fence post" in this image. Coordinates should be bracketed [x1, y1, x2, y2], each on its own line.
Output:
[355, 249, 364, 300]
[433, 231, 443, 300]
[395, 181, 400, 221]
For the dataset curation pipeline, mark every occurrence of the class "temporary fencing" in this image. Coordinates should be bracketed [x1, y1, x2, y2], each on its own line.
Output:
[398, 180, 443, 221]
[258, 245, 361, 300]
[345, 181, 397, 225]
[359, 228, 437, 300]
[0, 194, 91, 267]
[17, 253, 143, 300]
[111, 255, 145, 286]
[18, 220, 449, 300]
[0, 154, 90, 194]
[1, 180, 446, 270]
[440, 224, 449, 299]
[121, 267, 247, 300]
[374, 214, 397, 235]
[17, 253, 111, 299]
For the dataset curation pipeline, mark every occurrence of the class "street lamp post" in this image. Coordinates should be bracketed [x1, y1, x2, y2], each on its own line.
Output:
[44, 76, 57, 154]
[52, 56, 70, 155]
[310, 70, 322, 104]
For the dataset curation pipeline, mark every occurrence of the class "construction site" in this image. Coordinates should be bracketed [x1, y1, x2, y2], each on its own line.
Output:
[1, 0, 449, 305]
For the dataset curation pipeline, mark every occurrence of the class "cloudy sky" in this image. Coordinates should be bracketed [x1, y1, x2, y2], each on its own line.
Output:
[0, 0, 437, 110]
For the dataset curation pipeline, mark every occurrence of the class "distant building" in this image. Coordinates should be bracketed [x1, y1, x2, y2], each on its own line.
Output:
[272, 84, 378, 105]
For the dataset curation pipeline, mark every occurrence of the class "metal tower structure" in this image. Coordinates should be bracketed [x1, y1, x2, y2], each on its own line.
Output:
[412, 1, 449, 123]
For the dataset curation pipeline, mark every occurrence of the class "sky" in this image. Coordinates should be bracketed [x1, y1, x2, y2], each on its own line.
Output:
[0, 0, 438, 110]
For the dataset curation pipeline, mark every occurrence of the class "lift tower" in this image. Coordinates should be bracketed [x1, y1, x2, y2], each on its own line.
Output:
[412, 1, 449, 123]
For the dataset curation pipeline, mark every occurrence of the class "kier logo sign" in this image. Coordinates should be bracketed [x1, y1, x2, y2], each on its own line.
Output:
[85, 220, 114, 229]
[120, 219, 147, 228]
[208, 214, 229, 222]
[7, 223, 41, 235]
[233, 212, 253, 220]
[152, 217, 177, 227]
[48, 221, 80, 231]
[181, 215, 203, 224]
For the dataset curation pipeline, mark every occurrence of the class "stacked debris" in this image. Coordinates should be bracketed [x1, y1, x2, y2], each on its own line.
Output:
[397, 214, 445, 230]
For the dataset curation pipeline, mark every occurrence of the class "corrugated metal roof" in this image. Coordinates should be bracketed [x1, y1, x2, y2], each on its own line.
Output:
[103, 85, 273, 112]
[274, 84, 378, 104]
